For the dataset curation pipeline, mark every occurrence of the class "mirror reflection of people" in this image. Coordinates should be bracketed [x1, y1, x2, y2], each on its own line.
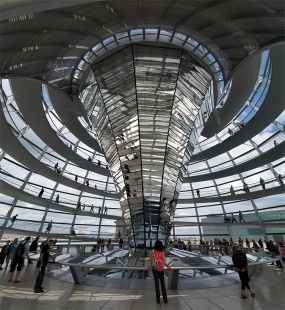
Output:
[149, 240, 171, 304]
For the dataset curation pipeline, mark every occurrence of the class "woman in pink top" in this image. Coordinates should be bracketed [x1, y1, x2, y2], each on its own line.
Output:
[150, 240, 171, 304]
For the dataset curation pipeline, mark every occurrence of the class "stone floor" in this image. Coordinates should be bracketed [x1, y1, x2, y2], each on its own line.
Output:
[0, 263, 284, 310]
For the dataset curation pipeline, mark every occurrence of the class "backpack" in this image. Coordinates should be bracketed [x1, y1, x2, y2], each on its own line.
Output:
[14, 241, 28, 258]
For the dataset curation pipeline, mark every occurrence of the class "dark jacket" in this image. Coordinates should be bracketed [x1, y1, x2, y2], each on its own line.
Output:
[29, 240, 38, 251]
[232, 249, 248, 269]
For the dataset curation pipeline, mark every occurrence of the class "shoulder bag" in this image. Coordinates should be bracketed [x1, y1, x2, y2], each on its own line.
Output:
[148, 250, 158, 271]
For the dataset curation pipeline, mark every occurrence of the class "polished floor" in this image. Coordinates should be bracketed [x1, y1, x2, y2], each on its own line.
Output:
[0, 263, 284, 310]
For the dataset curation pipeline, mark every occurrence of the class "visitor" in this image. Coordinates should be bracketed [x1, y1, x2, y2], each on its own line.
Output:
[231, 213, 237, 223]
[245, 238, 250, 248]
[196, 189, 200, 198]
[258, 238, 264, 249]
[8, 236, 31, 283]
[38, 187, 44, 198]
[228, 128, 234, 136]
[70, 225, 76, 236]
[5, 238, 18, 268]
[0, 241, 10, 269]
[238, 237, 243, 247]
[88, 156, 91, 162]
[45, 220, 52, 233]
[107, 239, 111, 251]
[188, 239, 192, 251]
[119, 238, 124, 249]
[55, 194, 59, 204]
[33, 239, 55, 293]
[232, 243, 255, 299]
[274, 140, 278, 146]
[149, 240, 171, 304]
[243, 182, 250, 193]
[100, 239, 105, 252]
[75, 175, 78, 182]
[54, 163, 58, 171]
[252, 240, 259, 252]
[86, 179, 89, 186]
[104, 206, 108, 214]
[269, 240, 283, 268]
[90, 204, 94, 213]
[239, 210, 245, 223]
[9, 214, 18, 227]
[259, 177, 265, 190]
[28, 236, 39, 264]
[230, 185, 235, 195]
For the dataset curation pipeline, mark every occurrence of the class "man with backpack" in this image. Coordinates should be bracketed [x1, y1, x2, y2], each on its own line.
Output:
[8, 236, 31, 283]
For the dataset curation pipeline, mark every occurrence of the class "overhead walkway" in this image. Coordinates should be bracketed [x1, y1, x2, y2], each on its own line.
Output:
[191, 43, 285, 162]
[0, 179, 122, 221]
[184, 141, 285, 183]
[0, 226, 113, 241]
[0, 107, 118, 199]
[173, 221, 283, 228]
[201, 50, 262, 138]
[9, 78, 110, 177]
[178, 186, 284, 204]
[48, 82, 103, 153]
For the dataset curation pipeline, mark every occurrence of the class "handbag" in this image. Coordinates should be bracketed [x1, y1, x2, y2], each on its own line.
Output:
[148, 250, 158, 271]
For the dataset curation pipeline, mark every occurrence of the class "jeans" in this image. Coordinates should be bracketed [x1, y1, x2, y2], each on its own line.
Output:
[34, 265, 46, 290]
[152, 269, 167, 303]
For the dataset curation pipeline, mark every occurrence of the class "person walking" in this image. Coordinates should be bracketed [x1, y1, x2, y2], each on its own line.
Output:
[239, 210, 245, 223]
[107, 239, 111, 251]
[5, 238, 18, 268]
[38, 187, 44, 198]
[55, 194, 59, 204]
[33, 239, 55, 293]
[259, 177, 265, 190]
[70, 225, 76, 236]
[8, 236, 31, 283]
[104, 206, 108, 214]
[9, 214, 18, 227]
[243, 182, 250, 193]
[90, 204, 94, 213]
[230, 185, 235, 195]
[75, 174, 78, 182]
[231, 213, 237, 223]
[196, 189, 200, 198]
[258, 238, 264, 249]
[149, 240, 171, 304]
[28, 236, 39, 264]
[0, 241, 10, 269]
[232, 243, 255, 299]
[228, 128, 234, 136]
[119, 238, 124, 249]
[45, 220, 52, 233]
